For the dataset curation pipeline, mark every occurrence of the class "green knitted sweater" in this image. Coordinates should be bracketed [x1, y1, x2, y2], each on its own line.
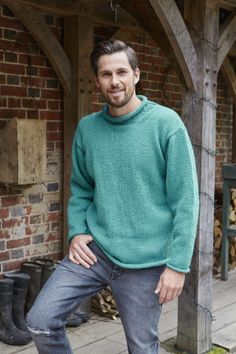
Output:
[67, 96, 199, 272]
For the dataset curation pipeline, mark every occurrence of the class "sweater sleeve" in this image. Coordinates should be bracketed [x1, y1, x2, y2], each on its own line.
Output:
[165, 127, 199, 273]
[67, 125, 94, 243]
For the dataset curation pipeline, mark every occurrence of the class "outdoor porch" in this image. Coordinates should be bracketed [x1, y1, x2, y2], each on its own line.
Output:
[1, 269, 235, 354]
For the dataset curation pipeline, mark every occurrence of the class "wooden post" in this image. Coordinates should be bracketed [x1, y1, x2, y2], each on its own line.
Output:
[63, 16, 94, 255]
[177, 1, 219, 352]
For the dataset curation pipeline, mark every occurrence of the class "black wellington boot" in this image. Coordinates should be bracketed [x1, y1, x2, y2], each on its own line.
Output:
[0, 278, 31, 345]
[34, 258, 55, 288]
[20, 262, 42, 313]
[4, 272, 31, 332]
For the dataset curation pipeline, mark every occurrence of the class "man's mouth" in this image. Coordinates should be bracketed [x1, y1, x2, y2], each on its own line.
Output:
[109, 90, 123, 94]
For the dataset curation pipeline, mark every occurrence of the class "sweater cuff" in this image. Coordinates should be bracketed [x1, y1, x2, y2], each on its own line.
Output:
[166, 263, 190, 273]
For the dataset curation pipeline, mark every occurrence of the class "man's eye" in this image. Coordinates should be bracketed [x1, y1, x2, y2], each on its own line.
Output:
[118, 71, 126, 75]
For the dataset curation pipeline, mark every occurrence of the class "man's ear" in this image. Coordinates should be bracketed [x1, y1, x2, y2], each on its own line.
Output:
[94, 75, 100, 88]
[134, 68, 140, 85]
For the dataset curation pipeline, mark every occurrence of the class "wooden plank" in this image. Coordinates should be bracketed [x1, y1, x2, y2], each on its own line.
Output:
[218, 14, 236, 70]
[2, 0, 72, 95]
[148, 0, 198, 92]
[213, 322, 236, 352]
[63, 16, 93, 255]
[212, 302, 236, 332]
[213, 283, 236, 311]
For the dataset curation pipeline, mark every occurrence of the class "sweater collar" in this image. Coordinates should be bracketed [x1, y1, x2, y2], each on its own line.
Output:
[102, 95, 148, 124]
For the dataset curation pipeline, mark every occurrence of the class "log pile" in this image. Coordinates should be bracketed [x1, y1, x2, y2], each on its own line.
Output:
[213, 188, 236, 274]
[91, 287, 119, 320]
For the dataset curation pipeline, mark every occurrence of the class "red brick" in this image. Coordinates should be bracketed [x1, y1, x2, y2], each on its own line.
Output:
[0, 74, 6, 84]
[0, 108, 25, 119]
[1, 196, 20, 207]
[22, 98, 46, 109]
[0, 208, 9, 219]
[56, 141, 63, 150]
[47, 100, 60, 110]
[1, 63, 25, 75]
[27, 109, 39, 119]
[2, 219, 19, 229]
[39, 68, 56, 78]
[8, 97, 21, 108]
[40, 110, 62, 120]
[47, 132, 62, 141]
[0, 17, 23, 30]
[44, 212, 61, 223]
[0, 230, 11, 239]
[21, 76, 45, 88]
[25, 227, 32, 236]
[41, 89, 62, 100]
[0, 251, 10, 261]
[1, 86, 27, 97]
[2, 259, 25, 272]
[7, 238, 31, 249]
[47, 122, 58, 131]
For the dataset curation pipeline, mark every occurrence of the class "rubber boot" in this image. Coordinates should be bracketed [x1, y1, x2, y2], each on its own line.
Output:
[0, 278, 31, 345]
[34, 258, 55, 288]
[20, 262, 42, 313]
[4, 272, 31, 332]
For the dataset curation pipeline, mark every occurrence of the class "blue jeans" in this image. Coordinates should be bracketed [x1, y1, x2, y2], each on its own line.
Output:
[27, 241, 164, 354]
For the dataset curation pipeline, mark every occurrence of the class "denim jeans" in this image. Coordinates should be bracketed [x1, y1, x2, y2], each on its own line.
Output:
[27, 241, 164, 354]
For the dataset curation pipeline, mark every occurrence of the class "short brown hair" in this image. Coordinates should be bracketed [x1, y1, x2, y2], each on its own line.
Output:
[90, 39, 138, 76]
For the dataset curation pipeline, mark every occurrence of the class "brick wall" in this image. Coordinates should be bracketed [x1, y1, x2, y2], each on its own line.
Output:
[0, 5, 234, 273]
[0, 5, 63, 273]
[216, 72, 233, 189]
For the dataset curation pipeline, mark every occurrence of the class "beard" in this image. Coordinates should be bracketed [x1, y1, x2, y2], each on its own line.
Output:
[101, 86, 135, 108]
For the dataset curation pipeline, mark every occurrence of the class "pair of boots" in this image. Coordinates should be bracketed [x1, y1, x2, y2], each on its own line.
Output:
[20, 258, 56, 313]
[0, 273, 32, 346]
[21, 259, 90, 327]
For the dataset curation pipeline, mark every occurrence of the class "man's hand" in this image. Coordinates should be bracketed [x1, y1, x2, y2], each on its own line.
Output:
[69, 234, 97, 268]
[155, 267, 185, 304]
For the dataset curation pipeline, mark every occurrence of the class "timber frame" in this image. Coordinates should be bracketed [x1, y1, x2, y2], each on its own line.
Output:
[1, 0, 236, 353]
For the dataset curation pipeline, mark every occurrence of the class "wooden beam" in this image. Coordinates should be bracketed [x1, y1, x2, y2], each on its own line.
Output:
[116, 0, 181, 72]
[233, 105, 236, 163]
[3, 0, 90, 16]
[177, 1, 219, 353]
[217, 13, 236, 70]
[229, 43, 236, 57]
[148, 0, 198, 92]
[63, 16, 93, 254]
[219, 0, 236, 9]
[221, 57, 236, 104]
[1, 0, 72, 95]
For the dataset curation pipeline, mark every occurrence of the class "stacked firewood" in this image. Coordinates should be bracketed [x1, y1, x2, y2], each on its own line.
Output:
[213, 188, 236, 273]
[91, 287, 119, 320]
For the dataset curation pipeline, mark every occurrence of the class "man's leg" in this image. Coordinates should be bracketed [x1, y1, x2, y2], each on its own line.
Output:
[26, 242, 111, 354]
[110, 265, 165, 354]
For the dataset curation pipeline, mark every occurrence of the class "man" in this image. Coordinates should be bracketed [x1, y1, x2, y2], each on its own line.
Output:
[27, 40, 199, 354]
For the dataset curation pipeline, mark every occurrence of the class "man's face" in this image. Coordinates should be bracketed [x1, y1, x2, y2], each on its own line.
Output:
[95, 52, 140, 110]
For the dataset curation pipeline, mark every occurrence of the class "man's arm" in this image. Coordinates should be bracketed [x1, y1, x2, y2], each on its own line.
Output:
[67, 125, 97, 266]
[154, 127, 199, 303]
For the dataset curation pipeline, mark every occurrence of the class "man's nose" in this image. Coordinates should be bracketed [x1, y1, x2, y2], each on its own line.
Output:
[111, 75, 119, 85]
